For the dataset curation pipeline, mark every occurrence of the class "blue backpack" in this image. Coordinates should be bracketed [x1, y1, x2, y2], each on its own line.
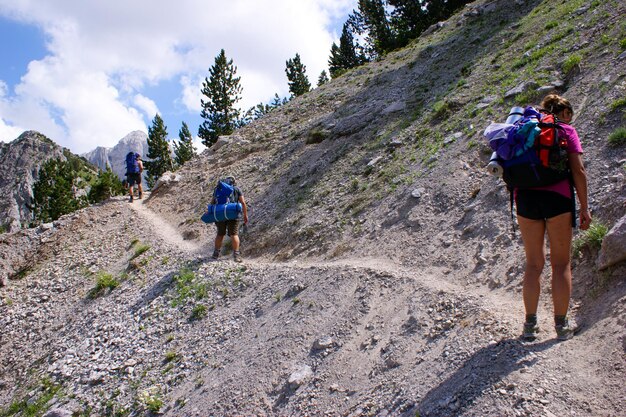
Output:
[126, 152, 140, 174]
[485, 107, 569, 189]
[213, 178, 238, 204]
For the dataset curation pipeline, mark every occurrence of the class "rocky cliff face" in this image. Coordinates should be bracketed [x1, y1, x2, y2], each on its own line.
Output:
[0, 131, 66, 232]
[82, 130, 148, 180]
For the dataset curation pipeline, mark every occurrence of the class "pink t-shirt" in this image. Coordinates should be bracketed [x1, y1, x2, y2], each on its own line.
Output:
[528, 122, 582, 198]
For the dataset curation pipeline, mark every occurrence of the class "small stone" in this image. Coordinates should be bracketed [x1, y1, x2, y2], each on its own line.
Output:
[313, 336, 334, 350]
[411, 188, 426, 199]
[88, 371, 105, 386]
[367, 156, 383, 167]
[288, 365, 313, 390]
[43, 409, 73, 417]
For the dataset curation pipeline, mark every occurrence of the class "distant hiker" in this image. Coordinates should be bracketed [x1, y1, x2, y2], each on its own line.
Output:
[512, 94, 591, 341]
[209, 176, 248, 262]
[125, 152, 144, 202]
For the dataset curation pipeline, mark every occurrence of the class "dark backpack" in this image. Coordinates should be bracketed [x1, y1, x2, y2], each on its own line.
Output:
[487, 107, 569, 189]
[213, 178, 238, 205]
[126, 152, 140, 174]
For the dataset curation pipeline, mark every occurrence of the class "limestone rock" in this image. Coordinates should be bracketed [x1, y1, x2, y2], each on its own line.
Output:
[597, 215, 626, 270]
[288, 365, 313, 390]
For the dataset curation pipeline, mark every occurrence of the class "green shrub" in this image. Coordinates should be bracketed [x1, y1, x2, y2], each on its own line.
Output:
[190, 304, 208, 320]
[609, 97, 626, 111]
[88, 272, 119, 298]
[131, 243, 150, 259]
[432, 100, 450, 119]
[164, 351, 180, 363]
[573, 223, 608, 257]
[562, 54, 582, 74]
[139, 389, 163, 413]
[545, 20, 558, 30]
[0, 377, 61, 417]
[608, 127, 626, 146]
[620, 38, 626, 50]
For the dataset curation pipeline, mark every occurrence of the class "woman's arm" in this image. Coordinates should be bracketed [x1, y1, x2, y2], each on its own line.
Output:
[569, 153, 591, 230]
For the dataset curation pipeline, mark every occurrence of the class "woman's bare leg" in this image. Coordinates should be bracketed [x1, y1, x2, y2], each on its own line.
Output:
[517, 216, 547, 316]
[545, 212, 573, 316]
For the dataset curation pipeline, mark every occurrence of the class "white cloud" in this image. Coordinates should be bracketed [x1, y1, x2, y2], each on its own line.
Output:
[133, 95, 159, 120]
[0, 0, 356, 153]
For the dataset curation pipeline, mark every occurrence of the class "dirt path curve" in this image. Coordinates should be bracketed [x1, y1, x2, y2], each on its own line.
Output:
[130, 197, 526, 327]
[128, 195, 202, 254]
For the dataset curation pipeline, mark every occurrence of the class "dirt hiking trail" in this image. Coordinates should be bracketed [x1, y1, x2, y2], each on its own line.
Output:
[129, 194, 203, 255]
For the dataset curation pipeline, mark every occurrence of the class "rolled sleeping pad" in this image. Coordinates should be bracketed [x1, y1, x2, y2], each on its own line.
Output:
[505, 106, 525, 125]
[201, 203, 242, 223]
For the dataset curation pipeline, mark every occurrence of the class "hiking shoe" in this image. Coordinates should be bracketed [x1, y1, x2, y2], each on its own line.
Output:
[522, 322, 539, 341]
[211, 250, 220, 259]
[555, 319, 577, 341]
[129, 196, 134, 202]
[138, 192, 143, 199]
[233, 251, 242, 263]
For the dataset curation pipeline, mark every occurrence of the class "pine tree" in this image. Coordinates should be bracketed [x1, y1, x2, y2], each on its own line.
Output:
[243, 102, 273, 123]
[198, 49, 243, 148]
[317, 70, 330, 86]
[285, 53, 311, 97]
[388, 0, 427, 46]
[354, 0, 397, 57]
[329, 22, 368, 77]
[388, 0, 472, 46]
[173, 121, 196, 168]
[88, 166, 125, 203]
[271, 93, 289, 107]
[33, 159, 87, 222]
[144, 113, 173, 188]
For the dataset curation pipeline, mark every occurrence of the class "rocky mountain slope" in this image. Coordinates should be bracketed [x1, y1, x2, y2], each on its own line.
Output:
[82, 131, 149, 180]
[0, 131, 85, 233]
[1, 0, 625, 416]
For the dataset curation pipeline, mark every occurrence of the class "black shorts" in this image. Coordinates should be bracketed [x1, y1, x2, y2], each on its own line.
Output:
[515, 189, 573, 220]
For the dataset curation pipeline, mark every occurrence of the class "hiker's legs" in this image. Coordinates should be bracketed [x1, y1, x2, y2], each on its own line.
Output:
[518, 216, 546, 316]
[545, 212, 573, 317]
[214, 234, 225, 250]
[227, 221, 241, 252]
[231, 235, 240, 251]
[214, 221, 227, 251]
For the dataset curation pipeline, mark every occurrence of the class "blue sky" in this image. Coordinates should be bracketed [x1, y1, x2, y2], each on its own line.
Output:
[0, 0, 356, 154]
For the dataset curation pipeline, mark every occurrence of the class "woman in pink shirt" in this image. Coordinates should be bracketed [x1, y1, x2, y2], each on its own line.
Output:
[516, 94, 592, 341]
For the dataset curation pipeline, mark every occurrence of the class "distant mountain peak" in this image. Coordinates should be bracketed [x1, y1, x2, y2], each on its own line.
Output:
[83, 131, 149, 179]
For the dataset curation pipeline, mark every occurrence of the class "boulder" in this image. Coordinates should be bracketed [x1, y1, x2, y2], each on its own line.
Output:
[152, 172, 183, 192]
[597, 215, 626, 270]
[505, 82, 539, 98]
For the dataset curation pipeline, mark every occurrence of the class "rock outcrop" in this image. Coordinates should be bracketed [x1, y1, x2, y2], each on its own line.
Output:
[0, 131, 66, 232]
[82, 130, 148, 180]
[598, 214, 626, 270]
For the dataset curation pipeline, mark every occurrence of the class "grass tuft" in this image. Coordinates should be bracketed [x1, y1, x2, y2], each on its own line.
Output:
[88, 271, 120, 299]
[608, 127, 626, 146]
[573, 223, 608, 258]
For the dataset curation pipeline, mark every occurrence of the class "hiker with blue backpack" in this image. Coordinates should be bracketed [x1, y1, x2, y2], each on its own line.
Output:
[204, 176, 248, 263]
[485, 94, 591, 341]
[125, 152, 144, 202]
